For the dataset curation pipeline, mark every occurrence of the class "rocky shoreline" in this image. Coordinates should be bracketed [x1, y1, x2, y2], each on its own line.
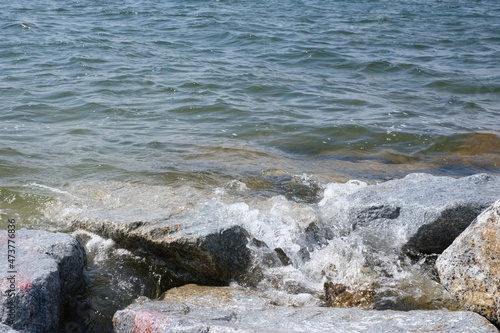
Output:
[1, 173, 499, 332]
[114, 284, 498, 333]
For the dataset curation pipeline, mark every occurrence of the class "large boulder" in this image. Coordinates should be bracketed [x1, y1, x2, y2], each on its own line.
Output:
[0, 230, 86, 333]
[71, 216, 251, 286]
[318, 173, 500, 254]
[113, 284, 499, 333]
[437, 200, 500, 326]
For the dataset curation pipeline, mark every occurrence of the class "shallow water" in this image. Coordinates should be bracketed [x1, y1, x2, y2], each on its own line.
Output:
[1, 0, 499, 331]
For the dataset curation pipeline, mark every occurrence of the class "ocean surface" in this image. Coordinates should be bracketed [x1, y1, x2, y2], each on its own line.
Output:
[1, 0, 499, 331]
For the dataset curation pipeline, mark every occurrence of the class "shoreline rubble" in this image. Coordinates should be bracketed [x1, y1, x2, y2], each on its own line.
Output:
[70, 173, 500, 288]
[113, 284, 499, 333]
[1, 173, 499, 332]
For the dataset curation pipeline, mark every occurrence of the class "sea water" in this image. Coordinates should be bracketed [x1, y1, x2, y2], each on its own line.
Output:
[1, 0, 499, 331]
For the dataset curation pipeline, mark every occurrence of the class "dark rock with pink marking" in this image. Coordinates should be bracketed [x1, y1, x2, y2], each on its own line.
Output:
[0, 230, 86, 333]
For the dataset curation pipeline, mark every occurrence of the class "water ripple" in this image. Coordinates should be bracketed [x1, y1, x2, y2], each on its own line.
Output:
[1, 0, 499, 186]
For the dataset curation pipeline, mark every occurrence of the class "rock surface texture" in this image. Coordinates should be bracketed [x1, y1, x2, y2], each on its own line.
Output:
[113, 284, 499, 333]
[0, 230, 86, 333]
[318, 173, 500, 254]
[71, 215, 251, 285]
[437, 200, 500, 327]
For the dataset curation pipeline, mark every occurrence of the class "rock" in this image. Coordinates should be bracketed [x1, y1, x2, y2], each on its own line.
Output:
[71, 205, 252, 286]
[318, 173, 500, 255]
[67, 173, 499, 313]
[322, 282, 375, 308]
[113, 284, 499, 333]
[0, 324, 19, 333]
[69, 174, 500, 291]
[0, 230, 86, 333]
[437, 200, 500, 326]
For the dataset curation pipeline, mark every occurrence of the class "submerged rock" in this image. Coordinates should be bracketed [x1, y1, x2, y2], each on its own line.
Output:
[322, 282, 375, 308]
[437, 200, 500, 326]
[113, 284, 499, 333]
[0, 230, 86, 333]
[318, 173, 500, 255]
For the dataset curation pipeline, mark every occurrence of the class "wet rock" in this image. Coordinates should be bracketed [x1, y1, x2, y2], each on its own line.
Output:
[0, 230, 86, 333]
[0, 324, 19, 333]
[318, 173, 500, 255]
[69, 173, 499, 291]
[322, 282, 375, 308]
[113, 284, 499, 333]
[72, 214, 251, 285]
[437, 200, 500, 326]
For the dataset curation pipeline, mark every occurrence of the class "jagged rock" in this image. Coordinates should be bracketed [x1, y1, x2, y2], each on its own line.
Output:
[0, 230, 86, 333]
[71, 215, 251, 285]
[318, 173, 500, 254]
[437, 200, 500, 326]
[113, 284, 499, 333]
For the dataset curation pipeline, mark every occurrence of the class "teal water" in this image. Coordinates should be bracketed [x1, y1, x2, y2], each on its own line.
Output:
[1, 1, 500, 331]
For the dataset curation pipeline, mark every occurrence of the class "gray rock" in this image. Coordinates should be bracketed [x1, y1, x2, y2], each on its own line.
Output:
[0, 230, 86, 333]
[113, 284, 499, 333]
[318, 173, 500, 254]
[0, 323, 19, 333]
[70, 174, 500, 291]
[437, 200, 500, 326]
[71, 216, 251, 286]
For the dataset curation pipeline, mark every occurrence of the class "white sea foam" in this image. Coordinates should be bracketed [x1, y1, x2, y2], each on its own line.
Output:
[72, 229, 116, 263]
[113, 248, 135, 258]
[26, 183, 77, 198]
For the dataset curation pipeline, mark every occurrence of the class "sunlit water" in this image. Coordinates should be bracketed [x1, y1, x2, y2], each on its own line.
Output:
[1, 0, 499, 331]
